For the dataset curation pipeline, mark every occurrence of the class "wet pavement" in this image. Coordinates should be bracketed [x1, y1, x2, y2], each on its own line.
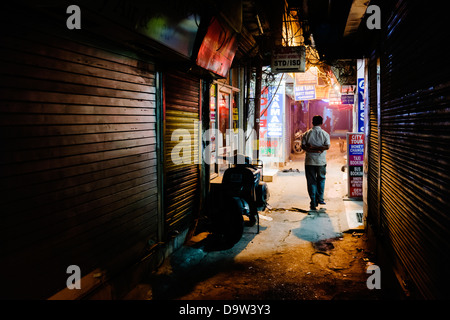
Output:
[126, 139, 396, 300]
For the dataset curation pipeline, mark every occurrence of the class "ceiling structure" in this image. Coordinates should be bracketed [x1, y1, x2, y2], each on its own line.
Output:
[234, 0, 285, 65]
[238, 0, 377, 60]
[298, 0, 379, 61]
[235, 0, 378, 84]
[20, 0, 379, 86]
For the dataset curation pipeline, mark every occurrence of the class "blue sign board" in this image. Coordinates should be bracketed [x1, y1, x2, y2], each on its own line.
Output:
[357, 78, 365, 133]
[294, 85, 315, 101]
[341, 94, 354, 105]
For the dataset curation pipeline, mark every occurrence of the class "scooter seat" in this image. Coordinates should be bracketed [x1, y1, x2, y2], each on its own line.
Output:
[222, 166, 257, 199]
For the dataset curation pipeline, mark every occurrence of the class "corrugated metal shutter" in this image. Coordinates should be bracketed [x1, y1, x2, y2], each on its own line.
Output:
[0, 6, 158, 299]
[163, 72, 201, 236]
[375, 1, 450, 299]
[367, 52, 380, 231]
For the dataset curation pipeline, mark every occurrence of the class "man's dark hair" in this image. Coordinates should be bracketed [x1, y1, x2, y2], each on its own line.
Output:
[312, 115, 323, 126]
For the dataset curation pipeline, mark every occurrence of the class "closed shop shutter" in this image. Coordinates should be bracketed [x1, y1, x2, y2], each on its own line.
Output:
[367, 52, 380, 231]
[163, 71, 201, 236]
[0, 8, 158, 299]
[376, 1, 450, 299]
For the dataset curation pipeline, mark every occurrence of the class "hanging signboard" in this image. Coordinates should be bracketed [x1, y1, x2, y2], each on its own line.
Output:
[341, 94, 355, 105]
[341, 84, 355, 105]
[357, 78, 365, 133]
[329, 88, 341, 105]
[196, 17, 238, 77]
[271, 46, 306, 73]
[105, 2, 200, 58]
[295, 67, 318, 86]
[315, 85, 330, 100]
[341, 85, 356, 95]
[347, 133, 364, 199]
[294, 85, 316, 101]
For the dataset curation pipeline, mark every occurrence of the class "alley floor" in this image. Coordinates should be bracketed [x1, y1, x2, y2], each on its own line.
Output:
[127, 138, 396, 301]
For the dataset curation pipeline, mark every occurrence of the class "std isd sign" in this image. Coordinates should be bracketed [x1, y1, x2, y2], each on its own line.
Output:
[271, 46, 306, 73]
[347, 133, 364, 199]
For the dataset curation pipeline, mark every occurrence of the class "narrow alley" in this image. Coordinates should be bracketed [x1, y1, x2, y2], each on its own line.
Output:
[1, 0, 449, 304]
[134, 139, 396, 300]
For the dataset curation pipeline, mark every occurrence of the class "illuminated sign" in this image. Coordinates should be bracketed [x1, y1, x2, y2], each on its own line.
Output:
[294, 85, 316, 101]
[329, 88, 341, 105]
[357, 79, 365, 133]
[315, 85, 330, 100]
[341, 84, 355, 105]
[341, 85, 356, 94]
[267, 85, 284, 137]
[341, 94, 354, 105]
[347, 133, 364, 199]
[196, 17, 238, 77]
[295, 67, 318, 86]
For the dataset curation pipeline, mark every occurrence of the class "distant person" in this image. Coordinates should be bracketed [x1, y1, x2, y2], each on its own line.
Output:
[301, 115, 331, 211]
[323, 116, 331, 134]
[299, 120, 307, 132]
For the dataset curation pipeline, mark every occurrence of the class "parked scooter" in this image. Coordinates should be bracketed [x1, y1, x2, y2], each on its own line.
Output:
[209, 154, 269, 247]
[292, 130, 305, 154]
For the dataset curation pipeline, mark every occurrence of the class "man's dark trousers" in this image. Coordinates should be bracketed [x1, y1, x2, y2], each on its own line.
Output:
[305, 165, 326, 208]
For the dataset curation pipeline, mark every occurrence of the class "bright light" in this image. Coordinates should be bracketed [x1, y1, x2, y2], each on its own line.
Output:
[282, 6, 303, 47]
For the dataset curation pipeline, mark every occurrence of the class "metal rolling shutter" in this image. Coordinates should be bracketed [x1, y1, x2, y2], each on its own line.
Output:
[0, 7, 158, 298]
[378, 1, 450, 299]
[367, 52, 380, 231]
[164, 72, 201, 236]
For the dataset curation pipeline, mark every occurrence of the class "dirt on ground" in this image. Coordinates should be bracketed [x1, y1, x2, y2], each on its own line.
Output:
[128, 138, 389, 300]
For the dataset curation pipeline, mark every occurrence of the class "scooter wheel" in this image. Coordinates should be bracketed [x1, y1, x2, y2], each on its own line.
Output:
[293, 140, 305, 154]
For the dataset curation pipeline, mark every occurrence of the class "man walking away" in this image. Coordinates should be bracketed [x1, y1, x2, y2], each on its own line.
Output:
[301, 115, 331, 211]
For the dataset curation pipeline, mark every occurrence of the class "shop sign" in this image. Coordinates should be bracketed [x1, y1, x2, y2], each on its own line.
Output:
[260, 140, 279, 156]
[295, 67, 318, 86]
[357, 78, 365, 133]
[347, 133, 364, 199]
[209, 85, 216, 166]
[210, 90, 216, 122]
[196, 17, 238, 77]
[294, 85, 315, 101]
[341, 85, 356, 95]
[341, 94, 354, 105]
[260, 87, 269, 130]
[340, 84, 355, 105]
[328, 88, 341, 105]
[138, 14, 199, 58]
[232, 99, 239, 133]
[315, 85, 330, 100]
[98, 1, 200, 58]
[271, 46, 306, 73]
[267, 86, 284, 137]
